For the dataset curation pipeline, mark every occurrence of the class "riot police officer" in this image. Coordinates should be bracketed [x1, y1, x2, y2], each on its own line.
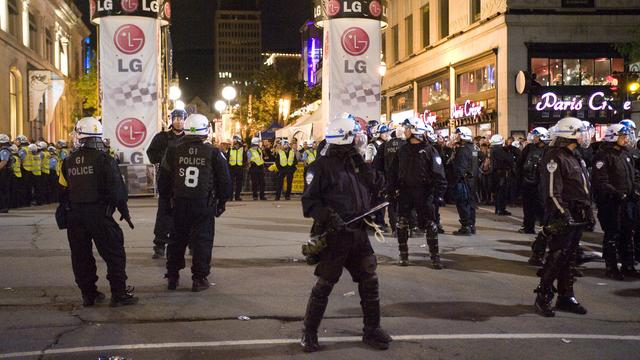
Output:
[247, 137, 267, 200]
[146, 108, 186, 259]
[534, 117, 591, 317]
[380, 124, 407, 234]
[159, 114, 231, 292]
[592, 124, 640, 280]
[58, 117, 138, 307]
[9, 144, 22, 209]
[302, 140, 317, 192]
[300, 113, 391, 352]
[489, 134, 514, 216]
[227, 135, 246, 201]
[388, 119, 447, 269]
[518, 127, 549, 234]
[0, 134, 11, 213]
[451, 126, 478, 235]
[275, 139, 297, 201]
[367, 124, 390, 231]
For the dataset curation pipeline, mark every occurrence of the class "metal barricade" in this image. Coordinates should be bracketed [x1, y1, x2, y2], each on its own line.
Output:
[119, 164, 157, 197]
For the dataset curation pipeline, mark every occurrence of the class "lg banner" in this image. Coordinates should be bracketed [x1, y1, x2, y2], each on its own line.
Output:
[100, 16, 160, 164]
[322, 18, 381, 126]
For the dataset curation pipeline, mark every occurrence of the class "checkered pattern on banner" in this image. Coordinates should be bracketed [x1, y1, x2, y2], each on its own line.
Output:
[338, 81, 381, 107]
[110, 80, 158, 107]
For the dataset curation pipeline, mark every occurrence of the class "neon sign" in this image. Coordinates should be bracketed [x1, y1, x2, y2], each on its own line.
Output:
[535, 91, 632, 112]
[451, 100, 483, 119]
[419, 110, 437, 125]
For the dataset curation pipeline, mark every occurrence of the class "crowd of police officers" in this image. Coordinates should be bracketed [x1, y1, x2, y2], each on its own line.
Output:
[5, 108, 640, 351]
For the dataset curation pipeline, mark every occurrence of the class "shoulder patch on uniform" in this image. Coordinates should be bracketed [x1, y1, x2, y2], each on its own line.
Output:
[305, 172, 314, 185]
[595, 161, 604, 169]
[435, 156, 442, 165]
[546, 159, 558, 173]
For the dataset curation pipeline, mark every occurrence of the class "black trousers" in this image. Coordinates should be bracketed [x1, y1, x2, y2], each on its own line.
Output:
[493, 174, 509, 213]
[229, 166, 244, 199]
[66, 203, 128, 296]
[398, 187, 436, 228]
[314, 226, 377, 284]
[167, 198, 216, 280]
[153, 196, 173, 247]
[276, 169, 294, 199]
[0, 171, 9, 210]
[249, 165, 265, 199]
[597, 200, 635, 268]
[455, 182, 476, 227]
[522, 183, 543, 231]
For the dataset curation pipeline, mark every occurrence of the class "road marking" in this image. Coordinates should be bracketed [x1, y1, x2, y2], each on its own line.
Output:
[2, 333, 640, 358]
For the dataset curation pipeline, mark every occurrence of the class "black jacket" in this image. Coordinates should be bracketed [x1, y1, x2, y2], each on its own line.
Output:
[451, 142, 478, 184]
[387, 140, 447, 198]
[518, 142, 547, 185]
[381, 137, 406, 175]
[490, 145, 515, 176]
[592, 143, 638, 202]
[540, 146, 591, 216]
[146, 130, 184, 165]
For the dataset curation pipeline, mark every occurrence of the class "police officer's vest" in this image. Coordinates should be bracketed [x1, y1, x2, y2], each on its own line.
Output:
[173, 142, 215, 199]
[11, 154, 21, 178]
[279, 150, 295, 167]
[304, 149, 317, 165]
[65, 150, 102, 203]
[229, 148, 243, 166]
[41, 152, 51, 175]
[249, 148, 264, 166]
[24, 152, 42, 176]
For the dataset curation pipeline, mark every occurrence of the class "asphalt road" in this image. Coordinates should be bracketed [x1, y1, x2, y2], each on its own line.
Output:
[0, 198, 638, 359]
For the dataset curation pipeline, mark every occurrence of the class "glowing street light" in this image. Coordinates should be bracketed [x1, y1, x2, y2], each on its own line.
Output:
[378, 61, 387, 77]
[214, 100, 227, 113]
[174, 100, 185, 110]
[222, 86, 237, 102]
[169, 85, 182, 101]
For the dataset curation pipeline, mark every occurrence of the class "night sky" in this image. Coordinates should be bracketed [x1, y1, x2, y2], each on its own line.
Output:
[73, 0, 313, 102]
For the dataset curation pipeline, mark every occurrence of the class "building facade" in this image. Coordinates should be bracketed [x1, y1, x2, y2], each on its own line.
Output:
[214, 8, 262, 89]
[0, 0, 89, 142]
[382, 0, 640, 139]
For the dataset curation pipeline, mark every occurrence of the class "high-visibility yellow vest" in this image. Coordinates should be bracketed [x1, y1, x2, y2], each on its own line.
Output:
[24, 152, 42, 176]
[11, 154, 21, 178]
[279, 150, 295, 167]
[249, 148, 264, 166]
[41, 152, 51, 175]
[304, 149, 317, 165]
[229, 148, 243, 166]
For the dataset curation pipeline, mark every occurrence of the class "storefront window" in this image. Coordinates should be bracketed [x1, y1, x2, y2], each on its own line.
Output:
[580, 59, 595, 85]
[549, 59, 563, 85]
[531, 58, 549, 86]
[391, 89, 413, 113]
[563, 59, 580, 85]
[456, 64, 495, 98]
[594, 58, 611, 85]
[420, 78, 450, 108]
[612, 58, 625, 73]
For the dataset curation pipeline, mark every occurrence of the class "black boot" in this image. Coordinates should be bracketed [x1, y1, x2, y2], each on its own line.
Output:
[603, 236, 624, 280]
[165, 274, 179, 290]
[555, 296, 587, 315]
[426, 229, 443, 270]
[397, 219, 410, 266]
[606, 266, 625, 280]
[534, 286, 555, 317]
[152, 244, 165, 259]
[359, 276, 392, 350]
[192, 277, 210, 292]
[82, 290, 106, 307]
[529, 231, 548, 266]
[453, 226, 472, 236]
[301, 279, 334, 352]
[110, 286, 139, 307]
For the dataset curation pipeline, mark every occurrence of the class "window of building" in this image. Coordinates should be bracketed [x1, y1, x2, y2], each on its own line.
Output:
[28, 12, 37, 52]
[421, 4, 430, 48]
[391, 25, 399, 63]
[549, 58, 562, 85]
[391, 89, 414, 113]
[405, 15, 413, 57]
[45, 28, 53, 63]
[471, 0, 481, 23]
[439, 0, 449, 39]
[457, 63, 496, 98]
[531, 58, 625, 86]
[563, 59, 580, 85]
[8, 0, 19, 37]
[420, 78, 450, 108]
[9, 70, 20, 138]
[531, 58, 550, 86]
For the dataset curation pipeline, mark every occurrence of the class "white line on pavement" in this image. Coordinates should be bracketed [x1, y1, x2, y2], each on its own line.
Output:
[2, 333, 640, 358]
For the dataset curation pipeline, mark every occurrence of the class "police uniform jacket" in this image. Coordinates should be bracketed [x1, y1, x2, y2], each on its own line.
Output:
[59, 147, 129, 215]
[452, 142, 478, 184]
[490, 145, 515, 177]
[302, 145, 373, 225]
[387, 141, 447, 198]
[540, 146, 591, 217]
[591, 143, 638, 202]
[146, 130, 184, 165]
[158, 137, 231, 202]
[517, 142, 546, 186]
[381, 137, 406, 175]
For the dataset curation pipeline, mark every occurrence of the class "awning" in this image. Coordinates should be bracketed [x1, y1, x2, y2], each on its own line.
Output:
[276, 105, 325, 141]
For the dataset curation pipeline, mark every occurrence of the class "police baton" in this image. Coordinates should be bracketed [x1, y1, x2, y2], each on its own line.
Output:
[308, 202, 390, 243]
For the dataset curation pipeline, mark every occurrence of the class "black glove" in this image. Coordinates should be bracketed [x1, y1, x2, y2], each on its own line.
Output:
[326, 211, 345, 233]
[215, 200, 226, 217]
[561, 211, 574, 227]
[119, 214, 135, 229]
[615, 192, 628, 201]
[434, 197, 445, 207]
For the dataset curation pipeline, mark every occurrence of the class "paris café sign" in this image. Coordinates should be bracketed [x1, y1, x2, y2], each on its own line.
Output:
[535, 91, 632, 112]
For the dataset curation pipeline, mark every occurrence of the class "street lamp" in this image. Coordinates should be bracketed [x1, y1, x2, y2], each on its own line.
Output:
[378, 61, 387, 77]
[214, 100, 227, 113]
[174, 100, 186, 110]
[169, 85, 182, 101]
[222, 85, 237, 102]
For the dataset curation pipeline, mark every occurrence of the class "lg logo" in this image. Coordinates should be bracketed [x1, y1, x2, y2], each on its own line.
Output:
[341, 27, 369, 56]
[114, 24, 145, 55]
[120, 0, 139, 12]
[116, 118, 147, 148]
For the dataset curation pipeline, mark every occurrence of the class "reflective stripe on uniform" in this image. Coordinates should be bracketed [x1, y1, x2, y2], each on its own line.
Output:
[548, 165, 565, 214]
[249, 148, 264, 166]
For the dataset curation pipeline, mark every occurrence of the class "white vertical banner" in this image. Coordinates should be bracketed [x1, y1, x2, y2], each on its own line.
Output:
[322, 18, 381, 127]
[100, 16, 160, 165]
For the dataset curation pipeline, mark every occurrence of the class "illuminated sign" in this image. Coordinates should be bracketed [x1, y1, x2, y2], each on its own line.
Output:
[534, 91, 632, 112]
[451, 100, 483, 119]
[419, 110, 437, 125]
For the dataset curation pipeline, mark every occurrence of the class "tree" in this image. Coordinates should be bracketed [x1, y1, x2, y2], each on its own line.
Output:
[70, 55, 99, 119]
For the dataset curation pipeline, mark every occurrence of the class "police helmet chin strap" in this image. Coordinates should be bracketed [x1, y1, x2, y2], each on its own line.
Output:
[363, 217, 386, 243]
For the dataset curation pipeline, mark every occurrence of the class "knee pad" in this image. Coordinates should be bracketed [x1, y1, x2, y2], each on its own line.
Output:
[397, 217, 409, 230]
[425, 221, 438, 239]
[358, 275, 379, 300]
[311, 278, 335, 298]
